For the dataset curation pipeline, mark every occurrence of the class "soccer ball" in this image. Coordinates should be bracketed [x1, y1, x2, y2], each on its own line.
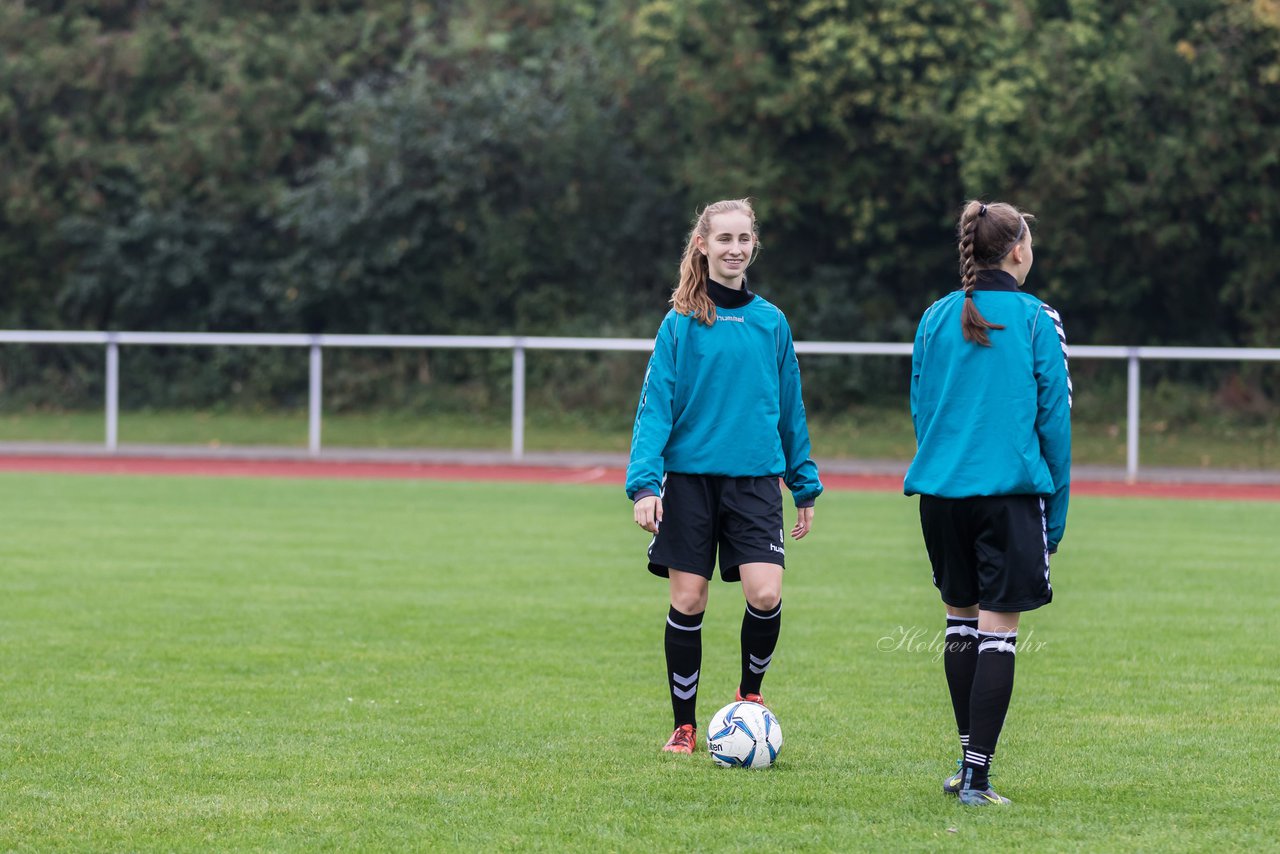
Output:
[706, 701, 782, 769]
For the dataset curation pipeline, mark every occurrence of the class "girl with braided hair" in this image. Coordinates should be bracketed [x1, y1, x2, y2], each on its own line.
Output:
[904, 200, 1072, 806]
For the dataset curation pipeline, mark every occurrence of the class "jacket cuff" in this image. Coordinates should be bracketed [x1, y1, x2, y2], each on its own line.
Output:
[795, 498, 816, 509]
[633, 488, 658, 503]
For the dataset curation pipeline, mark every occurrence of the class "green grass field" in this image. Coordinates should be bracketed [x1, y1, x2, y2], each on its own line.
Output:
[0, 474, 1275, 851]
[2, 407, 1279, 470]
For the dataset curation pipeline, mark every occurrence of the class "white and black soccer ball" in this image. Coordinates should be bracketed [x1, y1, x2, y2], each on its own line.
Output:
[706, 701, 782, 769]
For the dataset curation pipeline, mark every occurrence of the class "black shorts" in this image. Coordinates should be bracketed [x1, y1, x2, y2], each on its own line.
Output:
[646, 473, 786, 582]
[918, 494, 1052, 612]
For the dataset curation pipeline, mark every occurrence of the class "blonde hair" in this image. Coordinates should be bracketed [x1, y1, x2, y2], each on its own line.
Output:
[671, 199, 758, 326]
[956, 199, 1034, 346]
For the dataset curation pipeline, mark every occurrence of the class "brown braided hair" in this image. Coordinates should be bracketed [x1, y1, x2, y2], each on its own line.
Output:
[957, 200, 1034, 346]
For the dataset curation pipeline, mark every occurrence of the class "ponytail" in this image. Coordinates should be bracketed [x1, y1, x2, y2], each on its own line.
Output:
[672, 233, 717, 325]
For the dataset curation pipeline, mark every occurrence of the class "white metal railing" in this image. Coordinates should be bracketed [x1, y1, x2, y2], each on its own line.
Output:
[0, 331, 1278, 481]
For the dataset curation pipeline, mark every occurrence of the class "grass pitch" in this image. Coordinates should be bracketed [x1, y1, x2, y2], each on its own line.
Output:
[0, 474, 1275, 851]
[3, 406, 1278, 470]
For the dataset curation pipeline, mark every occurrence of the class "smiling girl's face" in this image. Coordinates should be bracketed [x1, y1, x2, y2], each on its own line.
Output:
[696, 211, 755, 288]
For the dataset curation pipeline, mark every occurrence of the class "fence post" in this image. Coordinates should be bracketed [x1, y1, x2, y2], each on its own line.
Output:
[1126, 349, 1140, 483]
[105, 336, 119, 452]
[308, 339, 322, 456]
[512, 340, 526, 460]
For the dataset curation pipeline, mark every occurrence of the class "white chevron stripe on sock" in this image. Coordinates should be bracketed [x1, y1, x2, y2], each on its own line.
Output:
[671, 670, 699, 688]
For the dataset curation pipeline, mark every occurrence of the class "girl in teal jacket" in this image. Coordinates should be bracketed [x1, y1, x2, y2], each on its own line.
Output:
[626, 199, 822, 755]
[905, 200, 1071, 806]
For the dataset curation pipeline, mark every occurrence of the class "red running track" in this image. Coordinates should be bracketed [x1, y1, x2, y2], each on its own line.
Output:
[0, 455, 1277, 501]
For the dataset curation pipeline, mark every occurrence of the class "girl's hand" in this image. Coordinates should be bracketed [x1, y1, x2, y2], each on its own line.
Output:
[791, 506, 814, 540]
[634, 495, 663, 534]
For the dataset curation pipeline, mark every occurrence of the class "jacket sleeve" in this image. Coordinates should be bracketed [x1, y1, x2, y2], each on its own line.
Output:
[776, 313, 823, 506]
[625, 313, 678, 501]
[1033, 303, 1073, 551]
[909, 309, 928, 442]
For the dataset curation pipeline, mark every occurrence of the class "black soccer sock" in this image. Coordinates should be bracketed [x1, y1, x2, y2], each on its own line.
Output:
[943, 616, 979, 752]
[665, 606, 704, 728]
[964, 630, 1018, 791]
[739, 600, 782, 697]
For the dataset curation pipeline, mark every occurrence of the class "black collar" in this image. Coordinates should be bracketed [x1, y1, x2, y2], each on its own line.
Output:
[707, 278, 754, 308]
[973, 269, 1020, 292]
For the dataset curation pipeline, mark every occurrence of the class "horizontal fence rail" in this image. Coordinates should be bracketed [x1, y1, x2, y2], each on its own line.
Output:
[1, 331, 1278, 481]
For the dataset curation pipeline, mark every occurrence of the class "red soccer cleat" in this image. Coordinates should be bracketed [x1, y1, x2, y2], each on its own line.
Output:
[661, 724, 697, 754]
[735, 687, 767, 707]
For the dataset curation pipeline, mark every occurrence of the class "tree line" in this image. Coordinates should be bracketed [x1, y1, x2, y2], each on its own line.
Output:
[2, 1, 1277, 409]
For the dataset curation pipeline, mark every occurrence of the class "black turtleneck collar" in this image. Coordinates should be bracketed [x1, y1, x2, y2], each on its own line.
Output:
[707, 277, 754, 309]
[973, 269, 1020, 292]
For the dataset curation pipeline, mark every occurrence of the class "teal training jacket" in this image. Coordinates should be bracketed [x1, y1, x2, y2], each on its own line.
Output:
[904, 270, 1073, 551]
[625, 291, 823, 507]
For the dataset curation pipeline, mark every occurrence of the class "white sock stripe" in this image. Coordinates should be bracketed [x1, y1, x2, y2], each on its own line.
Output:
[964, 750, 990, 765]
[672, 685, 697, 700]
[671, 670, 699, 688]
[945, 625, 980, 638]
[749, 653, 773, 666]
[667, 616, 703, 632]
[748, 663, 770, 675]
[977, 630, 1018, 654]
[745, 603, 782, 620]
[978, 639, 1018, 654]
